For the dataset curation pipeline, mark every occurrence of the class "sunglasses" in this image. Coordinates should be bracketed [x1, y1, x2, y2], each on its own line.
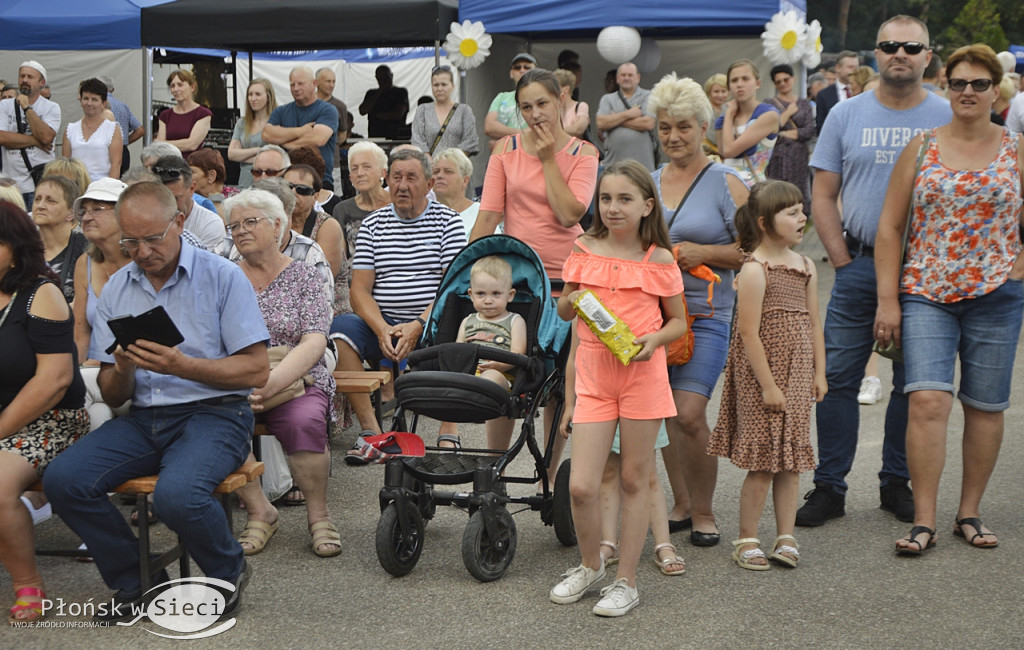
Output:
[947, 78, 994, 93]
[252, 168, 282, 178]
[289, 182, 315, 196]
[151, 167, 184, 180]
[432, 65, 452, 74]
[876, 41, 928, 55]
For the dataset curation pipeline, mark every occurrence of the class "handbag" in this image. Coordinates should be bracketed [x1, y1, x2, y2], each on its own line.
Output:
[259, 345, 314, 411]
[13, 101, 47, 186]
[872, 132, 932, 363]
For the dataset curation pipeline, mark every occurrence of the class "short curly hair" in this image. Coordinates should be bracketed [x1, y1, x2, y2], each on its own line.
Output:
[648, 73, 713, 128]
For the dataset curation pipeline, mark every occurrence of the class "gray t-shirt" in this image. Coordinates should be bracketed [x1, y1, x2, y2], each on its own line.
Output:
[597, 88, 655, 170]
[810, 90, 951, 244]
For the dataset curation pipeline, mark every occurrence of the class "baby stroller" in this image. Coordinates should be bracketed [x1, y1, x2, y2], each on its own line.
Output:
[374, 235, 574, 581]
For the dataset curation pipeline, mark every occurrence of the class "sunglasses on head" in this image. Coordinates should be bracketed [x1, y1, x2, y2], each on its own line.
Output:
[947, 78, 994, 93]
[289, 182, 315, 196]
[432, 65, 452, 74]
[151, 167, 184, 180]
[876, 41, 927, 55]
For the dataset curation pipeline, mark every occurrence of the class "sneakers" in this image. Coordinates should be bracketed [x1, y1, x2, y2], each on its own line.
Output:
[549, 563, 605, 604]
[858, 376, 883, 405]
[880, 481, 915, 522]
[592, 578, 639, 617]
[795, 486, 846, 527]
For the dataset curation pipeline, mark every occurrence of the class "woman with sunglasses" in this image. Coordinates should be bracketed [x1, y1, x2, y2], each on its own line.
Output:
[876, 44, 1024, 556]
[411, 66, 478, 158]
[154, 69, 212, 157]
[229, 79, 278, 188]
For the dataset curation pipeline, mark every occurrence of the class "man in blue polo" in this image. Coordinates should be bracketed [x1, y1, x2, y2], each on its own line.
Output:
[263, 66, 338, 187]
[45, 182, 270, 622]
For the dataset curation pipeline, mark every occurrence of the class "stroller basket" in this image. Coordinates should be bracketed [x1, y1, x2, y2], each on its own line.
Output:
[402, 452, 498, 485]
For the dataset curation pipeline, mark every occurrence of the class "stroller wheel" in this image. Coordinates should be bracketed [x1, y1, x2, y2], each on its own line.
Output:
[376, 502, 424, 577]
[552, 459, 577, 547]
[462, 507, 517, 582]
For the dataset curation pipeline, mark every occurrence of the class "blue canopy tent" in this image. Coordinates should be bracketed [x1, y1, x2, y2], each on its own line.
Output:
[0, 0, 169, 51]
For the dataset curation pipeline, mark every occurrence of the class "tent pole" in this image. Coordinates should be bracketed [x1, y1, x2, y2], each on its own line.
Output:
[434, 39, 440, 67]
[231, 51, 238, 112]
[143, 48, 153, 146]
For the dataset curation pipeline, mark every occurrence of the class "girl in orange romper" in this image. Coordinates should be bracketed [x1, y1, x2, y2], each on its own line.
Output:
[550, 161, 687, 617]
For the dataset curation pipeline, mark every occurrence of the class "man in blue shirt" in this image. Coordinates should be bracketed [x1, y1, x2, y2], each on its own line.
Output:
[45, 182, 270, 623]
[263, 66, 338, 186]
[99, 76, 145, 174]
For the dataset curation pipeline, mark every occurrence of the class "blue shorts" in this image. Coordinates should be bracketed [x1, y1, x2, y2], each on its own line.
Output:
[901, 278, 1024, 411]
[668, 317, 731, 398]
[331, 312, 414, 364]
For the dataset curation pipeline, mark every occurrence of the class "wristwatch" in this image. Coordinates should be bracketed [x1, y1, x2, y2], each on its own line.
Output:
[23, 106, 33, 112]
[415, 316, 426, 328]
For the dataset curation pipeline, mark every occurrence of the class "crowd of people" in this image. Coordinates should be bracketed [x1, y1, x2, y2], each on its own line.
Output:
[1, 13, 1023, 623]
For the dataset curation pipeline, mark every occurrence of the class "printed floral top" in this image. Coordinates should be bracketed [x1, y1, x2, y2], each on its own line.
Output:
[902, 128, 1022, 303]
[256, 260, 335, 396]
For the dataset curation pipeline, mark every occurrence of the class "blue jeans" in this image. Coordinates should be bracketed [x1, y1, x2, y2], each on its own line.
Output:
[813, 254, 909, 493]
[44, 400, 252, 594]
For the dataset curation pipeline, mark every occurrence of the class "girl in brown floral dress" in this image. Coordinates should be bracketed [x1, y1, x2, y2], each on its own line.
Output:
[708, 181, 826, 570]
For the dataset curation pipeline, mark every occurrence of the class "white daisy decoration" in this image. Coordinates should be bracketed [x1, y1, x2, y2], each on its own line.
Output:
[761, 10, 806, 65]
[443, 20, 492, 70]
[802, 19, 823, 69]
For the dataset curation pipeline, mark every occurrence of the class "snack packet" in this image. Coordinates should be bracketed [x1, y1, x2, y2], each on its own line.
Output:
[572, 290, 641, 365]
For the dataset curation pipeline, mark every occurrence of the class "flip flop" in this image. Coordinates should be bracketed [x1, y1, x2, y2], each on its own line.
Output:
[278, 486, 306, 507]
[238, 519, 279, 555]
[310, 520, 342, 558]
[953, 517, 998, 548]
[896, 526, 936, 556]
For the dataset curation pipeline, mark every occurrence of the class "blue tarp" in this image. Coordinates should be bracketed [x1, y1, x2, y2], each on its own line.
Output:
[0, 0, 171, 50]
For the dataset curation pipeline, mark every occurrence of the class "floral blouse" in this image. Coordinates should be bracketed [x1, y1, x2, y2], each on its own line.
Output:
[256, 260, 335, 395]
[902, 128, 1022, 303]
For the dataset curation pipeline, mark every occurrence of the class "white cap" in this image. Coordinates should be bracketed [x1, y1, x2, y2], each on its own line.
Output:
[73, 178, 128, 214]
[19, 60, 47, 81]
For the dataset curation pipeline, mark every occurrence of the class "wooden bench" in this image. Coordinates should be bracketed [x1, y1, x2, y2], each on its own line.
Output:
[335, 370, 393, 427]
[34, 459, 264, 592]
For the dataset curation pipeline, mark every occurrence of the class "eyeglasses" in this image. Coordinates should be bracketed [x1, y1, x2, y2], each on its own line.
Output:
[119, 219, 175, 251]
[252, 167, 282, 178]
[151, 167, 185, 181]
[226, 216, 271, 235]
[75, 204, 115, 219]
[289, 182, 315, 196]
[876, 41, 928, 55]
[947, 78, 994, 93]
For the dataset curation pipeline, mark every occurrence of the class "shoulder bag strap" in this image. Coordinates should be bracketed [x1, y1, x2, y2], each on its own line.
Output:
[665, 162, 714, 231]
[429, 103, 458, 156]
[899, 132, 933, 265]
[13, 101, 35, 174]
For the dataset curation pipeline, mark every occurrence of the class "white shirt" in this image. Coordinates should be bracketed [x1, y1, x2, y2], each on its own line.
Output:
[0, 95, 61, 193]
[1006, 92, 1024, 134]
[186, 201, 227, 254]
[836, 81, 851, 102]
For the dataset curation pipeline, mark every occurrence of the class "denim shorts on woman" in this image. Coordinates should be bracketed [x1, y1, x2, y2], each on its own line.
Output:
[900, 278, 1024, 411]
[667, 317, 731, 398]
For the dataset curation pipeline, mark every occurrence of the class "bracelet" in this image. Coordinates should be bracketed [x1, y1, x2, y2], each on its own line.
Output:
[415, 316, 426, 328]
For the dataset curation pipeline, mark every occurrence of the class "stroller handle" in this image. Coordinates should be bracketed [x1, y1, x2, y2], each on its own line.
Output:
[408, 342, 534, 373]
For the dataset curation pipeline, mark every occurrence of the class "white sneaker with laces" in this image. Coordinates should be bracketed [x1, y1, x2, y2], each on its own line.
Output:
[592, 578, 639, 617]
[549, 563, 606, 604]
[858, 376, 882, 405]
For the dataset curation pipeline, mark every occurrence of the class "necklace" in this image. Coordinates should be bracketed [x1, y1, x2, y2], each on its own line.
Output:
[244, 257, 289, 292]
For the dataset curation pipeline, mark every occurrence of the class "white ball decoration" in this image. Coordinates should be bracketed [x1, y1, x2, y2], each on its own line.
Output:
[997, 51, 1016, 73]
[597, 26, 642, 64]
[632, 37, 662, 74]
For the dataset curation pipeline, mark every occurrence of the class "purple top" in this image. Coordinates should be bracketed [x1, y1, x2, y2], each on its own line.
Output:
[159, 105, 213, 156]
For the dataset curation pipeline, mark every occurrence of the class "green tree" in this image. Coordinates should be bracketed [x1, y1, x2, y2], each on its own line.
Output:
[938, 0, 1008, 52]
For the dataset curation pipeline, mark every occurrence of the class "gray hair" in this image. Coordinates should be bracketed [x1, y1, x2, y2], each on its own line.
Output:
[290, 65, 315, 82]
[121, 165, 161, 185]
[141, 141, 182, 166]
[389, 147, 432, 180]
[255, 144, 291, 167]
[222, 188, 289, 246]
[434, 148, 473, 179]
[347, 141, 388, 171]
[98, 75, 115, 92]
[252, 177, 296, 216]
[648, 72, 713, 129]
[807, 72, 827, 85]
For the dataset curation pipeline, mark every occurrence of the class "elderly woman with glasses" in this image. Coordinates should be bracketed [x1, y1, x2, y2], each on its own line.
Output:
[411, 65, 478, 157]
[221, 188, 341, 558]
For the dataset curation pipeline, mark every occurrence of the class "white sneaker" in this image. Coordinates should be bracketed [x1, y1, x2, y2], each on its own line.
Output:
[858, 376, 882, 405]
[592, 578, 639, 617]
[549, 563, 606, 604]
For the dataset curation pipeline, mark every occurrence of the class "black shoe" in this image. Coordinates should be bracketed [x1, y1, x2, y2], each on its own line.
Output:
[795, 486, 846, 527]
[668, 517, 692, 534]
[93, 570, 170, 623]
[218, 559, 253, 620]
[880, 481, 914, 522]
[690, 529, 720, 547]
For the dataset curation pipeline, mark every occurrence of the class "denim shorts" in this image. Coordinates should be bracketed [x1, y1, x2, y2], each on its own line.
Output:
[331, 312, 406, 363]
[901, 278, 1024, 411]
[667, 317, 731, 398]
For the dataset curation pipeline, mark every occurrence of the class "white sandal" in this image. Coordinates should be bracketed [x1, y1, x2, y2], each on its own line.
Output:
[731, 537, 770, 571]
[769, 534, 800, 568]
[599, 540, 619, 567]
[653, 542, 686, 576]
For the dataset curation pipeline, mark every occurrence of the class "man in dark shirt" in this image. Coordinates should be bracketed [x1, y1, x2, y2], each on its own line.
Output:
[358, 65, 409, 139]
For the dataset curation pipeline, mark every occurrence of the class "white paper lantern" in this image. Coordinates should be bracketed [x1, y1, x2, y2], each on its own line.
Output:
[597, 26, 642, 64]
[997, 51, 1016, 73]
[632, 37, 661, 74]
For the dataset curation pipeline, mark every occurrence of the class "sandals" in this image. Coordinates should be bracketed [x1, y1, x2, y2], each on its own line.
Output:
[953, 517, 998, 549]
[310, 520, 342, 558]
[9, 586, 46, 623]
[238, 519, 279, 556]
[599, 540, 619, 568]
[896, 526, 936, 556]
[436, 434, 462, 450]
[731, 538, 770, 571]
[278, 486, 306, 507]
[769, 535, 800, 568]
[653, 542, 686, 576]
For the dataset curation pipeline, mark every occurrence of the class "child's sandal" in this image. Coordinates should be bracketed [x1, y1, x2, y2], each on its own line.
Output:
[599, 540, 619, 568]
[9, 586, 46, 623]
[731, 538, 770, 571]
[653, 542, 686, 576]
[769, 534, 800, 568]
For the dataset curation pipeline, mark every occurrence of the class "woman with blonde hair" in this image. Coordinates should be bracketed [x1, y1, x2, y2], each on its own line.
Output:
[42, 158, 91, 196]
[229, 78, 277, 187]
[848, 66, 878, 96]
[155, 69, 212, 157]
[703, 73, 729, 155]
[553, 68, 591, 140]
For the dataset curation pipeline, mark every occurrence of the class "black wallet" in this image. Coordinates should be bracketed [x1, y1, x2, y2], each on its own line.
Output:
[105, 306, 185, 355]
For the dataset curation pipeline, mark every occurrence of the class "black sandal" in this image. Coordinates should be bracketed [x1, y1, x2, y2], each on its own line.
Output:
[436, 434, 461, 450]
[953, 517, 998, 548]
[896, 526, 936, 556]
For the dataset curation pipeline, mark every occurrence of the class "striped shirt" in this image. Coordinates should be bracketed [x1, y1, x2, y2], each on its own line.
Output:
[352, 200, 464, 321]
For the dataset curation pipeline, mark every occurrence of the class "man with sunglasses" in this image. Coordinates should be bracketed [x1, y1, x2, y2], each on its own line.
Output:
[250, 145, 291, 182]
[151, 155, 227, 253]
[45, 181, 269, 622]
[263, 66, 338, 187]
[798, 15, 952, 528]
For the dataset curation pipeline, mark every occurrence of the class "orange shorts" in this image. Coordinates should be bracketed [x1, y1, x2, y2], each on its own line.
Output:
[573, 340, 676, 423]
